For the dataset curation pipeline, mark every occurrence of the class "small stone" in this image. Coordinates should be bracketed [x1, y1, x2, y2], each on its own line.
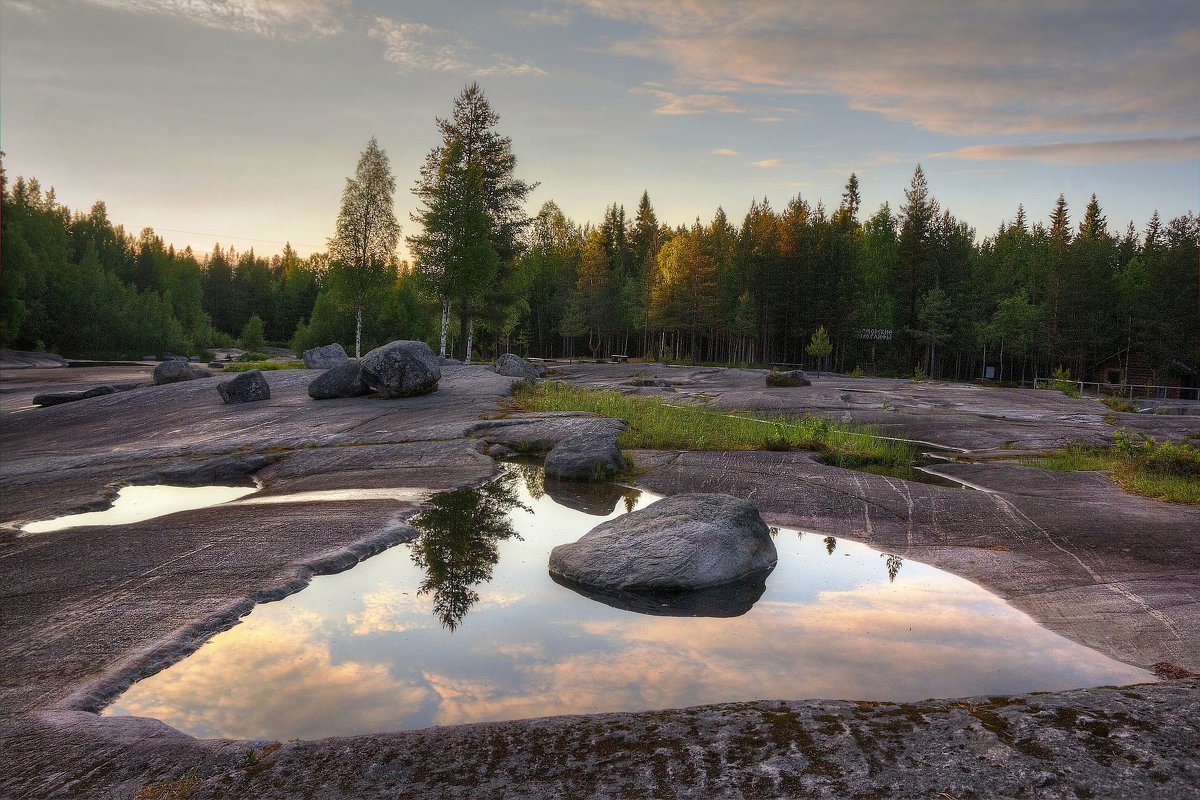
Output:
[303, 343, 350, 370]
[217, 370, 271, 404]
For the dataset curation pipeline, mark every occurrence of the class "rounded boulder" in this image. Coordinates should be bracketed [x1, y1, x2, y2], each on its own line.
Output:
[360, 340, 441, 398]
[549, 493, 777, 592]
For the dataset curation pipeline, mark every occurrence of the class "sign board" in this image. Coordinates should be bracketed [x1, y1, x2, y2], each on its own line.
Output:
[855, 328, 893, 341]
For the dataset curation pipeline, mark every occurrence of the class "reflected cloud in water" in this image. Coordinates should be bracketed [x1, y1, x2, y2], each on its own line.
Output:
[106, 466, 1154, 740]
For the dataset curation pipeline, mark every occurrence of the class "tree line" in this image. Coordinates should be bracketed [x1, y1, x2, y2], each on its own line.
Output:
[2, 83, 1197, 384]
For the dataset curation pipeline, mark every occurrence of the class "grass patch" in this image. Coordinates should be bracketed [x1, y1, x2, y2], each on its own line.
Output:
[1100, 395, 1138, 413]
[512, 381, 916, 467]
[221, 360, 306, 373]
[1023, 431, 1200, 504]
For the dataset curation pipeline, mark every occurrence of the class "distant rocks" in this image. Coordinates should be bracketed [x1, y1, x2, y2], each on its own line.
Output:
[303, 343, 350, 370]
[361, 340, 441, 398]
[217, 369, 270, 404]
[153, 361, 212, 385]
[766, 370, 811, 387]
[549, 493, 777, 592]
[544, 432, 626, 481]
[308, 360, 371, 400]
[495, 353, 545, 381]
[32, 385, 117, 407]
[628, 377, 671, 388]
[438, 356, 463, 366]
[0, 350, 68, 370]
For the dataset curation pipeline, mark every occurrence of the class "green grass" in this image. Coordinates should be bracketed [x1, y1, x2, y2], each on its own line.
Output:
[1100, 395, 1138, 413]
[512, 381, 916, 467]
[221, 360, 306, 373]
[1023, 433, 1200, 504]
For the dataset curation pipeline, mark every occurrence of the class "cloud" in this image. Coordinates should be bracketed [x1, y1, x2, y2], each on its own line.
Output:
[76, 0, 349, 38]
[630, 84, 743, 115]
[507, 4, 577, 28]
[711, 148, 739, 156]
[369, 17, 545, 76]
[932, 135, 1200, 164]
[569, 0, 1200, 137]
[751, 116, 783, 124]
[751, 158, 788, 168]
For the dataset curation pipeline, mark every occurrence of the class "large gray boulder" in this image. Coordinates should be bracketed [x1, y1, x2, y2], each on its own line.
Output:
[495, 353, 546, 381]
[360, 340, 441, 398]
[303, 343, 350, 370]
[308, 360, 371, 400]
[217, 370, 270, 404]
[153, 361, 210, 385]
[549, 493, 777, 592]
[544, 432, 625, 481]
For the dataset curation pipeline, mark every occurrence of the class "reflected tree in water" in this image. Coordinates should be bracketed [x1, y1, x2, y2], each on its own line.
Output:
[410, 472, 529, 631]
[824, 536, 837, 555]
[883, 553, 903, 582]
[623, 491, 640, 514]
[515, 463, 545, 500]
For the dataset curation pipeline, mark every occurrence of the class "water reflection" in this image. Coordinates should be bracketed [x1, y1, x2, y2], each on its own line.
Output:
[21, 484, 257, 534]
[550, 569, 771, 617]
[884, 553, 904, 583]
[104, 466, 1156, 741]
[410, 472, 529, 631]
[824, 536, 837, 555]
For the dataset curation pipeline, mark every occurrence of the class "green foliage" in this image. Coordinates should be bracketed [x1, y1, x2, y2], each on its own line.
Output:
[512, 381, 916, 466]
[1046, 365, 1080, 397]
[238, 314, 266, 351]
[850, 365, 866, 378]
[1028, 431, 1200, 504]
[1100, 395, 1137, 413]
[222, 360, 304, 373]
[910, 364, 926, 382]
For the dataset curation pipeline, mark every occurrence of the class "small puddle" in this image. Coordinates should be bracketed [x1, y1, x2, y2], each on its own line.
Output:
[21, 485, 257, 535]
[102, 464, 1153, 740]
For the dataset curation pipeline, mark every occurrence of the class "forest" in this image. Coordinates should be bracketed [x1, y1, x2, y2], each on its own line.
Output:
[2, 144, 1197, 385]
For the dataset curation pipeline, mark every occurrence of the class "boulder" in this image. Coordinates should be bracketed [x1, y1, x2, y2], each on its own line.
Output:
[549, 493, 777, 592]
[495, 353, 546, 381]
[308, 360, 371, 400]
[217, 370, 271, 404]
[153, 360, 210, 385]
[628, 377, 671, 388]
[360, 340, 441, 398]
[544, 432, 625, 481]
[303, 343, 350, 370]
[32, 385, 117, 407]
[766, 369, 811, 388]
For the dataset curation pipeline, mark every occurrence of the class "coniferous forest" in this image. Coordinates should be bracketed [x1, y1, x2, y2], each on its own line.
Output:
[2, 111, 1197, 385]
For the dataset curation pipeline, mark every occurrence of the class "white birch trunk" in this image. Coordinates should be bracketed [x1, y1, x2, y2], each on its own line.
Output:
[355, 308, 363, 359]
[439, 299, 450, 357]
[464, 318, 474, 365]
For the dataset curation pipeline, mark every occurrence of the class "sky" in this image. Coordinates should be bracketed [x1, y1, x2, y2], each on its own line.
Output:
[2, 0, 1198, 259]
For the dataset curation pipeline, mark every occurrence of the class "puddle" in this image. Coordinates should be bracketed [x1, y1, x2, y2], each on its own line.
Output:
[21, 485, 257, 534]
[103, 465, 1153, 740]
[237, 488, 429, 505]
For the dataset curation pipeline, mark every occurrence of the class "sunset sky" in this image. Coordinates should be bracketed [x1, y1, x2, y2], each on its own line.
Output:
[3, 0, 1197, 258]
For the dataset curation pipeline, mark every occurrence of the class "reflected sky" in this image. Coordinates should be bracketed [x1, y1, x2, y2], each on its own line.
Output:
[21, 485, 256, 534]
[104, 467, 1154, 740]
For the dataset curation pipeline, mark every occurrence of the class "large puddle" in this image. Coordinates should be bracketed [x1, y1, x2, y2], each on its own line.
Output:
[103, 465, 1152, 740]
[21, 485, 257, 534]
